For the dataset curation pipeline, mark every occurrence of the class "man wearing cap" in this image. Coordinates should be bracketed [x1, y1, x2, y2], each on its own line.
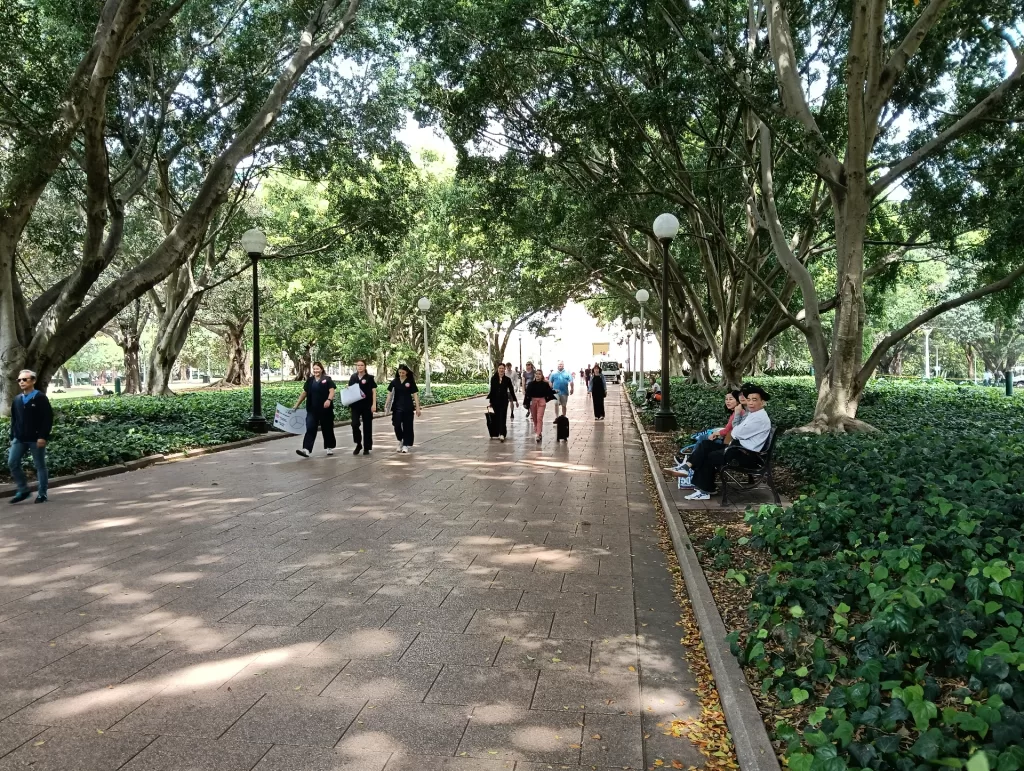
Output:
[9, 369, 52, 504]
[665, 384, 772, 501]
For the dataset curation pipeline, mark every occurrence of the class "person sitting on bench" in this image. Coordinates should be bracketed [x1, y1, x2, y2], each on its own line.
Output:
[665, 385, 771, 501]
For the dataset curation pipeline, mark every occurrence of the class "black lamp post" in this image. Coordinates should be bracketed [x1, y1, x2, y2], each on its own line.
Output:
[653, 213, 679, 432]
[241, 228, 269, 433]
[418, 296, 432, 398]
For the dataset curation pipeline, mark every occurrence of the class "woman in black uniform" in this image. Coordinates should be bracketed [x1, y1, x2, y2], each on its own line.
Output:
[384, 364, 422, 453]
[348, 359, 377, 455]
[590, 364, 607, 420]
[294, 362, 336, 457]
[487, 363, 519, 442]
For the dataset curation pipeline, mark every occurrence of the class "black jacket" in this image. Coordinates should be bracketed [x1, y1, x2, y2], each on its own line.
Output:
[11, 391, 53, 442]
[524, 380, 556, 403]
[488, 375, 517, 407]
[591, 374, 607, 398]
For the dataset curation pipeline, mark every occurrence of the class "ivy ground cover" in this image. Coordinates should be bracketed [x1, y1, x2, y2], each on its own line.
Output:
[2, 382, 487, 480]
[636, 378, 1024, 771]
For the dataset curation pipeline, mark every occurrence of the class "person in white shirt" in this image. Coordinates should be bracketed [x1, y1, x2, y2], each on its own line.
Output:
[665, 385, 772, 501]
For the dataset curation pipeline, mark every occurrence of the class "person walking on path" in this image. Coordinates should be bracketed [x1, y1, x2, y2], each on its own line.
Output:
[522, 361, 537, 419]
[294, 362, 337, 458]
[524, 370, 556, 443]
[511, 367, 522, 393]
[9, 370, 52, 504]
[590, 364, 607, 420]
[487, 364, 519, 442]
[348, 359, 377, 455]
[549, 361, 574, 421]
[384, 364, 422, 453]
[504, 362, 517, 421]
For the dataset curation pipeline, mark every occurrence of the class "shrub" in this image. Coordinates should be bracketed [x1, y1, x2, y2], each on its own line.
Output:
[635, 378, 1024, 771]
[1, 383, 487, 479]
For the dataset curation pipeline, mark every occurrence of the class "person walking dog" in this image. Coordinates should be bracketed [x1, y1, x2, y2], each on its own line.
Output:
[348, 359, 377, 455]
[294, 362, 337, 458]
[9, 370, 52, 504]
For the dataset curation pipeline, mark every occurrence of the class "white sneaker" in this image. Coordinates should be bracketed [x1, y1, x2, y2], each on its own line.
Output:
[684, 490, 711, 501]
[296, 449, 310, 458]
[326, 449, 334, 456]
[396, 443, 404, 453]
[400, 446, 410, 453]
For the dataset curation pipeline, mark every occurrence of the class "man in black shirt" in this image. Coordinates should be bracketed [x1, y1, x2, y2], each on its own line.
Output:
[9, 369, 52, 504]
[293, 362, 336, 457]
[348, 359, 377, 455]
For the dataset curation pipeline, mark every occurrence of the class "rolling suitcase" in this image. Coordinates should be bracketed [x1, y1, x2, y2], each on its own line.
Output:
[555, 415, 569, 442]
[486, 410, 500, 438]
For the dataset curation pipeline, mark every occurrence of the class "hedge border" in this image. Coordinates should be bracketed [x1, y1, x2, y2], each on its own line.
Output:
[624, 390, 781, 771]
[0, 393, 486, 498]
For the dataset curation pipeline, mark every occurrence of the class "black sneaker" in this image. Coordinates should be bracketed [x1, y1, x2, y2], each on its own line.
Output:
[353, 444, 362, 455]
[9, 492, 30, 504]
[34, 495, 47, 504]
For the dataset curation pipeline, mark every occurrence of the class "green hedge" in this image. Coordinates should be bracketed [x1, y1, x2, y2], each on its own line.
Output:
[2, 382, 487, 479]
[635, 378, 1024, 771]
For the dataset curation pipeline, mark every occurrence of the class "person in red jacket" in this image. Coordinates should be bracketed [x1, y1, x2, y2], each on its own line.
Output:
[9, 369, 52, 504]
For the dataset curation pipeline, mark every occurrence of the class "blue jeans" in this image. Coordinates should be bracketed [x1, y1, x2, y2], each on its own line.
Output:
[8, 441, 48, 497]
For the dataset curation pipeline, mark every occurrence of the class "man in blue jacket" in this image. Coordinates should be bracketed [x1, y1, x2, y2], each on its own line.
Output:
[9, 369, 52, 504]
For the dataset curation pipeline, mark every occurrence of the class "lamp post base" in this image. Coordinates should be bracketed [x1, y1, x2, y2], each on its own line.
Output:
[653, 412, 677, 432]
[246, 415, 270, 433]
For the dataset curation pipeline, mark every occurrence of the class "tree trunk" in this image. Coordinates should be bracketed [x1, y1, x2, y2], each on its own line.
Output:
[222, 321, 250, 385]
[122, 339, 142, 394]
[289, 344, 313, 380]
[146, 289, 203, 395]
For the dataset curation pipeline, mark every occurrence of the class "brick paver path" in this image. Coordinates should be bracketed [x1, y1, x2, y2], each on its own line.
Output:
[0, 388, 702, 770]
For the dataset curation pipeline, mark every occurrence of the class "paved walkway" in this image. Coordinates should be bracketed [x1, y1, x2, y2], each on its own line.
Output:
[0, 388, 702, 771]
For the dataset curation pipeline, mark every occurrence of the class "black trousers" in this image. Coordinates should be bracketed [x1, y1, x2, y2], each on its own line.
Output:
[351, 402, 373, 450]
[392, 409, 415, 446]
[593, 395, 605, 419]
[303, 409, 336, 451]
[491, 400, 510, 437]
[690, 439, 759, 493]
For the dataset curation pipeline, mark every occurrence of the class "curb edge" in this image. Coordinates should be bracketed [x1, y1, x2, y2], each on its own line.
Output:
[624, 390, 781, 771]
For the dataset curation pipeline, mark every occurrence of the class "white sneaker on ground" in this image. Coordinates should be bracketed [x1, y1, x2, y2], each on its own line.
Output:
[400, 446, 410, 453]
[396, 443, 404, 452]
[296, 449, 310, 458]
[326, 449, 334, 456]
[684, 489, 711, 501]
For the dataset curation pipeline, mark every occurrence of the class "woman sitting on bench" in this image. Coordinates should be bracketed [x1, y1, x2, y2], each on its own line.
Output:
[665, 385, 771, 501]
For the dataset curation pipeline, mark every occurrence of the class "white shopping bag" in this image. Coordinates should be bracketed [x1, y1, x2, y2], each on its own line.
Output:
[339, 383, 364, 406]
[273, 404, 307, 434]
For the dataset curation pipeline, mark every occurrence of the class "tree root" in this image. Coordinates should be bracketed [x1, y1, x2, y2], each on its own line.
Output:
[788, 416, 879, 434]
